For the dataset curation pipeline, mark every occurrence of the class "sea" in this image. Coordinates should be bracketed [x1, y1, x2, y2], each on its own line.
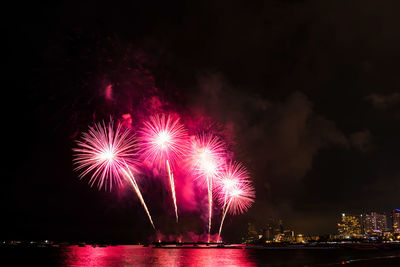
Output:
[1, 245, 400, 266]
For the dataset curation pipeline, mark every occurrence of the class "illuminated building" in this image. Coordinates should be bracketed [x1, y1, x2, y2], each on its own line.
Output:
[296, 234, 305, 243]
[264, 224, 274, 241]
[338, 213, 362, 239]
[262, 218, 284, 241]
[393, 209, 400, 233]
[245, 223, 259, 243]
[363, 212, 388, 235]
[273, 230, 295, 243]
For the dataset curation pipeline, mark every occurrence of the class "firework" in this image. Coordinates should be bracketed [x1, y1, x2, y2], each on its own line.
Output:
[215, 162, 248, 214]
[140, 114, 188, 222]
[217, 162, 255, 239]
[189, 133, 226, 241]
[73, 120, 155, 229]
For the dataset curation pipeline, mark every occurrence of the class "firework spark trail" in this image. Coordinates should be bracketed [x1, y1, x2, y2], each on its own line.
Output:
[218, 198, 232, 239]
[222, 193, 228, 216]
[73, 120, 155, 228]
[207, 177, 213, 241]
[190, 134, 226, 242]
[140, 114, 188, 222]
[122, 161, 155, 229]
[166, 160, 178, 222]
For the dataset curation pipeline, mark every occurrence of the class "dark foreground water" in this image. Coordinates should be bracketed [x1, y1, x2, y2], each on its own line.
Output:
[2, 245, 400, 266]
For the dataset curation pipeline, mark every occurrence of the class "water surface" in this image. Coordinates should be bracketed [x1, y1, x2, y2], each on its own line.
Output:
[2, 245, 400, 266]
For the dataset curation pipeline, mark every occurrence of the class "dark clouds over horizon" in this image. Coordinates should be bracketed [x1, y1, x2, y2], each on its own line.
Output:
[2, 0, 400, 242]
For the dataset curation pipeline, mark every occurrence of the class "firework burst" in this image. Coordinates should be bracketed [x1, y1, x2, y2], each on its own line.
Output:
[216, 161, 249, 214]
[217, 162, 255, 239]
[140, 114, 189, 222]
[189, 133, 226, 241]
[73, 121, 137, 190]
[190, 133, 225, 179]
[73, 120, 155, 228]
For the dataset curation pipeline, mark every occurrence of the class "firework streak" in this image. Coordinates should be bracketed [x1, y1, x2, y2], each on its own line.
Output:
[166, 160, 178, 222]
[121, 161, 155, 229]
[218, 198, 232, 239]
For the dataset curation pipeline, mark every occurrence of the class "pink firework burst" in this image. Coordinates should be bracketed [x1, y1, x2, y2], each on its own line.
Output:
[189, 133, 226, 180]
[217, 180, 255, 239]
[189, 133, 226, 240]
[216, 161, 250, 207]
[139, 114, 188, 222]
[217, 162, 255, 216]
[140, 114, 188, 167]
[225, 181, 255, 215]
[73, 120, 137, 190]
[217, 162, 255, 239]
[73, 120, 155, 228]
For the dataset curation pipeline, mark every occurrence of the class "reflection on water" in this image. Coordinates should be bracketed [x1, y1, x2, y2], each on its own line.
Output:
[2, 245, 400, 266]
[63, 245, 256, 267]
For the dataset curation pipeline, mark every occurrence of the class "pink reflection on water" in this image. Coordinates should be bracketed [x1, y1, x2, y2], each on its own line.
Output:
[61, 245, 256, 267]
[174, 248, 257, 267]
[64, 245, 125, 266]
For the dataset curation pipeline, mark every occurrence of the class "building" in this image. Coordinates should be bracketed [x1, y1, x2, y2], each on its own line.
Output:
[263, 224, 274, 241]
[262, 218, 284, 241]
[245, 223, 259, 243]
[393, 209, 400, 234]
[273, 229, 295, 243]
[338, 213, 362, 239]
[363, 212, 388, 235]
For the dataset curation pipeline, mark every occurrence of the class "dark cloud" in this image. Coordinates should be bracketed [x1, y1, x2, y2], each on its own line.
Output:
[192, 75, 348, 180]
[366, 93, 400, 110]
[350, 129, 373, 153]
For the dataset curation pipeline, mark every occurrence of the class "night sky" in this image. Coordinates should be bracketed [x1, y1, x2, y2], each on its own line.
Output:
[2, 0, 400, 243]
